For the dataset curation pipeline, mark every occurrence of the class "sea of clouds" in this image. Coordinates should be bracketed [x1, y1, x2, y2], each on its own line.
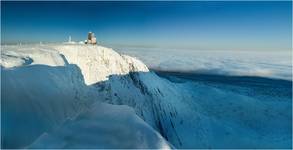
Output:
[114, 47, 292, 81]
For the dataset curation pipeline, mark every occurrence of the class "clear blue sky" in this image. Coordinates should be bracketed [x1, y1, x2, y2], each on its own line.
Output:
[1, 1, 292, 51]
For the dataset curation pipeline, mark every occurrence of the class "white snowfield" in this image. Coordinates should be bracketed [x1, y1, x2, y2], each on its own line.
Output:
[1, 44, 292, 149]
[30, 103, 171, 149]
[1, 44, 171, 149]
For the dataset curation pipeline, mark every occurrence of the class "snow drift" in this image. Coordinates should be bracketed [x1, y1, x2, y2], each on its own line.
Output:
[30, 103, 170, 149]
[1, 44, 171, 149]
[1, 44, 292, 149]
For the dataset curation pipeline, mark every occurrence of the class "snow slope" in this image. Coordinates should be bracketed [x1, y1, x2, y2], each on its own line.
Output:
[30, 103, 170, 149]
[1, 44, 292, 149]
[1, 44, 171, 149]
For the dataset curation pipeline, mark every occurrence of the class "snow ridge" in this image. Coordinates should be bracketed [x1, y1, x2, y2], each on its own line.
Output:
[1, 44, 171, 149]
[1, 44, 291, 149]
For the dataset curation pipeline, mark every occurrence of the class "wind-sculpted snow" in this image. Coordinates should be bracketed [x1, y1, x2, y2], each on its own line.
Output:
[1, 63, 89, 148]
[1, 44, 171, 149]
[1, 44, 292, 149]
[1, 45, 67, 68]
[30, 103, 171, 149]
[53, 45, 149, 85]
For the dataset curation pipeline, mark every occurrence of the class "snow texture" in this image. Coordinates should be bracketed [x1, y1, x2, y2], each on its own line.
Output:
[1, 44, 170, 149]
[30, 103, 171, 149]
[1, 44, 292, 149]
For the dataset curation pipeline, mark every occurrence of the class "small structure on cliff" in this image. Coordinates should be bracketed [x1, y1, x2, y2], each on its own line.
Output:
[85, 32, 97, 45]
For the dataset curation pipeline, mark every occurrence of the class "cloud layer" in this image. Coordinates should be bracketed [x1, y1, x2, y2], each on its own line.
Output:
[116, 48, 292, 81]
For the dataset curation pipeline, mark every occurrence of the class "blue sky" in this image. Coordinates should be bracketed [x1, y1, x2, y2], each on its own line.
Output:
[1, 1, 292, 51]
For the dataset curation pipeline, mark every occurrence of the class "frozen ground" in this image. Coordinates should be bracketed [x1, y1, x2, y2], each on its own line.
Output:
[1, 44, 292, 149]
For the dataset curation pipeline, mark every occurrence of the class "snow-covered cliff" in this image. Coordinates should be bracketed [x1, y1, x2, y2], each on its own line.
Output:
[1, 44, 291, 149]
[1, 44, 173, 149]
